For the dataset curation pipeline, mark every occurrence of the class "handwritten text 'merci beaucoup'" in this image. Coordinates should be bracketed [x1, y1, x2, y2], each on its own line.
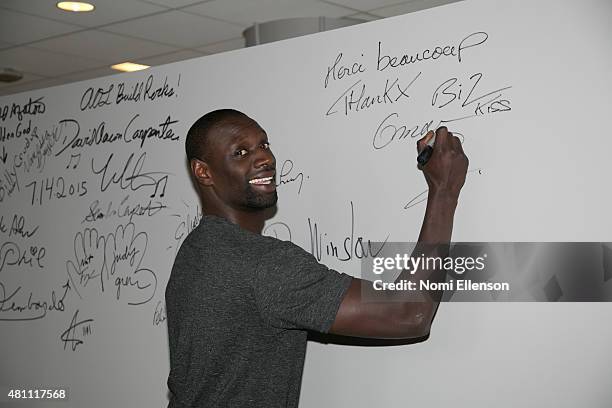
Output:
[324, 31, 489, 89]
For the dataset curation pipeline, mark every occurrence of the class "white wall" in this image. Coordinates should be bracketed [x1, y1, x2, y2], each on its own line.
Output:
[1, 0, 611, 406]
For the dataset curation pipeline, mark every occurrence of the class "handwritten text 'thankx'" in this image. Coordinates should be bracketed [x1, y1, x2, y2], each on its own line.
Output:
[326, 73, 420, 117]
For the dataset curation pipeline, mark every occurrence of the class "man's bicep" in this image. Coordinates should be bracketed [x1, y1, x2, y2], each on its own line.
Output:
[329, 278, 431, 339]
[254, 246, 352, 332]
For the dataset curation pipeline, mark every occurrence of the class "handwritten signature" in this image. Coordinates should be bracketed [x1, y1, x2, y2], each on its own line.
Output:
[0, 280, 70, 321]
[60, 309, 93, 351]
[91, 151, 170, 198]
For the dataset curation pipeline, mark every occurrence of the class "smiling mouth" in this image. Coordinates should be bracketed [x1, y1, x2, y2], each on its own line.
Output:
[249, 176, 274, 185]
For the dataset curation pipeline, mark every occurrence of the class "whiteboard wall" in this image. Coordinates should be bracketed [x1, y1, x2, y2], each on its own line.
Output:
[1, 0, 611, 406]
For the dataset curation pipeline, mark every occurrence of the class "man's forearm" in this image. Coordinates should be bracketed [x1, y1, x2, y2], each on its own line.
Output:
[418, 190, 458, 244]
[392, 189, 459, 328]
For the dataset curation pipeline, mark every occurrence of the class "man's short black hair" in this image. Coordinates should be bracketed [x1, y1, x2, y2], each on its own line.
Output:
[185, 108, 250, 161]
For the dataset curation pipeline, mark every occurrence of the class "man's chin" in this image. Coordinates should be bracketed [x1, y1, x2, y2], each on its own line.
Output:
[245, 191, 278, 210]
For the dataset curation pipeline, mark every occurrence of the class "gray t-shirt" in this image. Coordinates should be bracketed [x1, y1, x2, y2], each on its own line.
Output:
[165, 215, 352, 407]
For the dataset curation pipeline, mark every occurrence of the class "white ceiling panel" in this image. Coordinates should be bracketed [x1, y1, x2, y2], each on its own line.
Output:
[183, 0, 355, 26]
[137, 0, 213, 8]
[104, 10, 242, 48]
[369, 0, 463, 17]
[0, 9, 82, 45]
[0, 46, 104, 76]
[0, 0, 423, 97]
[195, 37, 245, 55]
[56, 66, 119, 83]
[323, 0, 413, 12]
[135, 49, 205, 66]
[0, 0, 167, 28]
[33, 30, 178, 63]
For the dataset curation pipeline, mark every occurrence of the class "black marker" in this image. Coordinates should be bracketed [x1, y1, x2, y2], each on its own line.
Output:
[417, 132, 436, 166]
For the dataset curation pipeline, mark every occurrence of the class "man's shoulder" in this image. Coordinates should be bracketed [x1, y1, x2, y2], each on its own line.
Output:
[175, 216, 306, 265]
[190, 216, 300, 249]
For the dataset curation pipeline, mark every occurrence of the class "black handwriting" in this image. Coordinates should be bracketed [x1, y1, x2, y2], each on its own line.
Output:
[263, 222, 292, 242]
[169, 202, 202, 256]
[0, 96, 46, 122]
[377, 31, 488, 72]
[0, 164, 20, 204]
[13, 122, 61, 174]
[153, 300, 166, 326]
[324, 52, 366, 88]
[82, 195, 167, 224]
[60, 309, 93, 351]
[0, 119, 32, 143]
[66, 222, 157, 306]
[326, 73, 420, 117]
[0, 241, 46, 272]
[123, 114, 179, 148]
[91, 152, 169, 198]
[0, 280, 70, 321]
[278, 159, 306, 194]
[7, 214, 39, 238]
[308, 201, 388, 262]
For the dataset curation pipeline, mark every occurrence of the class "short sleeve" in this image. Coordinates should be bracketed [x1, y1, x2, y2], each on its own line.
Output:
[253, 240, 353, 332]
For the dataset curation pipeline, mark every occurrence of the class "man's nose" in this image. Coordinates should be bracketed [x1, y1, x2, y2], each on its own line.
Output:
[254, 147, 275, 168]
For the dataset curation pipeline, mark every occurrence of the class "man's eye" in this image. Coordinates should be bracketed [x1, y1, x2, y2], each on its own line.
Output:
[234, 149, 248, 157]
[261, 142, 270, 149]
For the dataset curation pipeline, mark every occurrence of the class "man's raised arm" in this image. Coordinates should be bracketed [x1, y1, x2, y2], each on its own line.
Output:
[329, 127, 468, 339]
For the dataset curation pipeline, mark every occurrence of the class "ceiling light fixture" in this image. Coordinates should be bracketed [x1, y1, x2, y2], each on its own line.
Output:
[56, 2, 95, 12]
[111, 62, 150, 73]
[0, 68, 24, 83]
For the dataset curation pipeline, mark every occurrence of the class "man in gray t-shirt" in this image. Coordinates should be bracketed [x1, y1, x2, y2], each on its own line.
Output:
[166, 109, 468, 407]
[166, 215, 351, 407]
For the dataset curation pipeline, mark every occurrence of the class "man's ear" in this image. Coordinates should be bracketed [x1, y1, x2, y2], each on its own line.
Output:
[190, 158, 214, 187]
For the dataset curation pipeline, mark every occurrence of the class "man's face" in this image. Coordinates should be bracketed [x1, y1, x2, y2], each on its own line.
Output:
[204, 117, 277, 210]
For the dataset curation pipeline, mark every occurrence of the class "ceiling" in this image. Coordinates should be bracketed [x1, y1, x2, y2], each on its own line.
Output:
[0, 0, 460, 97]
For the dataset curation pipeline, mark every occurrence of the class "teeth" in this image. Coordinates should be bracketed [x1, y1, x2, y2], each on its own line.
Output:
[249, 176, 273, 185]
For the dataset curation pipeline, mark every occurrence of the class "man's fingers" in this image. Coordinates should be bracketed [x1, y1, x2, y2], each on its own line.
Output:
[416, 130, 435, 152]
[433, 126, 450, 150]
[451, 135, 465, 153]
[448, 132, 458, 148]
[417, 127, 464, 155]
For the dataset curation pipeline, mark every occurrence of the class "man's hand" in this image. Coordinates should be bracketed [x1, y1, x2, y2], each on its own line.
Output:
[417, 127, 468, 198]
